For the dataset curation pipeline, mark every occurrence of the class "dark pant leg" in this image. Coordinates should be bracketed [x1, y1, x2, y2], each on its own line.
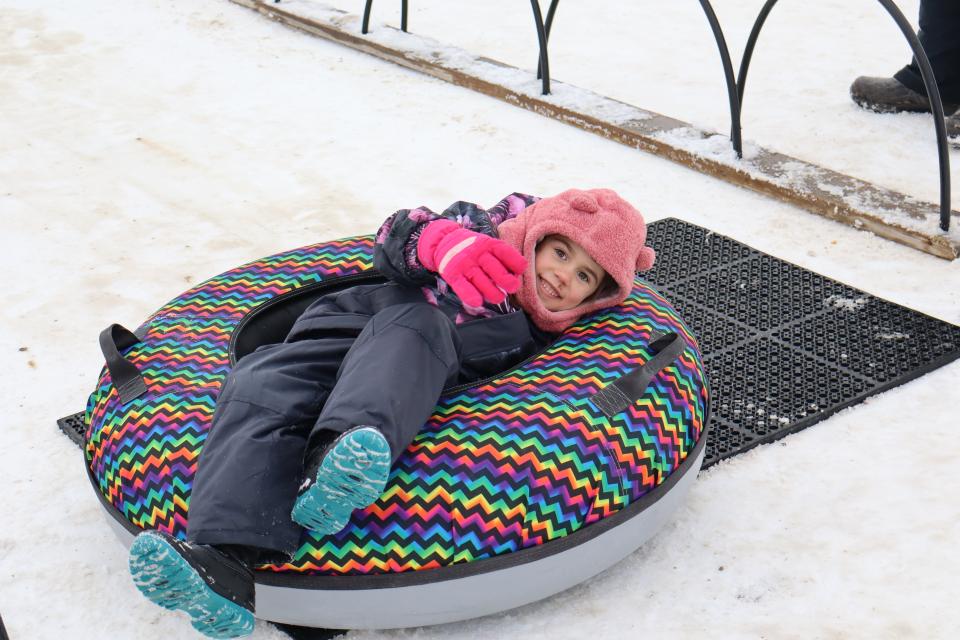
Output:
[313, 302, 463, 463]
[187, 335, 355, 556]
[895, 0, 960, 104]
[187, 290, 459, 553]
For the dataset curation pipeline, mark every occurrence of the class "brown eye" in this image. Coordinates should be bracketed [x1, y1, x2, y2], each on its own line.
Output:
[554, 247, 566, 259]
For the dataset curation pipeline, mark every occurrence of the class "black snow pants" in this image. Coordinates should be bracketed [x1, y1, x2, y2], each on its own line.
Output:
[895, 0, 960, 105]
[186, 282, 539, 557]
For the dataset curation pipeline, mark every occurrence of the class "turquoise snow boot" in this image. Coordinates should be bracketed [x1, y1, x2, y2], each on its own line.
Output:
[128, 530, 256, 639]
[291, 426, 392, 535]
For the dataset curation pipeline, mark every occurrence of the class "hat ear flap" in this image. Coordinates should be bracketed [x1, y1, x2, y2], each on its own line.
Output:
[636, 246, 656, 272]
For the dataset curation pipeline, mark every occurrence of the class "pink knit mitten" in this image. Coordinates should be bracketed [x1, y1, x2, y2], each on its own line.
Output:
[417, 219, 527, 307]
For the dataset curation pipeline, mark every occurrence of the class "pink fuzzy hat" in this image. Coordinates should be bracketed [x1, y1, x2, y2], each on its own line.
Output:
[497, 188, 656, 333]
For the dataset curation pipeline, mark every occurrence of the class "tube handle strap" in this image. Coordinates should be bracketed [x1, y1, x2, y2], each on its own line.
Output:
[99, 323, 147, 404]
[590, 332, 685, 418]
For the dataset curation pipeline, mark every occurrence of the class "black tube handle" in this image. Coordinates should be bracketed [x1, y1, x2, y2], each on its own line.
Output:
[99, 324, 148, 404]
[590, 332, 685, 418]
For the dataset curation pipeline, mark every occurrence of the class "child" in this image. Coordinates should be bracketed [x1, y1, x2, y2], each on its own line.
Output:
[126, 188, 656, 638]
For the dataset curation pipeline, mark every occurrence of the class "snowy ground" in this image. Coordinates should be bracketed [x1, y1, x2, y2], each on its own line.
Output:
[1, 1, 958, 639]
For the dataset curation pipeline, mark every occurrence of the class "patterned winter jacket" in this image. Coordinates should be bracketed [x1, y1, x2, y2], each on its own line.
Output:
[373, 192, 551, 382]
[373, 192, 540, 324]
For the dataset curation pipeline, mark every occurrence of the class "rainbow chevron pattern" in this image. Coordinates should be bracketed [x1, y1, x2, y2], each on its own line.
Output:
[86, 236, 708, 577]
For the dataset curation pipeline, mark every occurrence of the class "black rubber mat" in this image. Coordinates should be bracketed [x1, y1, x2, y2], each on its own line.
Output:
[57, 411, 87, 447]
[59, 219, 960, 471]
[645, 218, 960, 468]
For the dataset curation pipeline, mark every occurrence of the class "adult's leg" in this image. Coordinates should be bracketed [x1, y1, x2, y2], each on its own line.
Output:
[894, 0, 960, 105]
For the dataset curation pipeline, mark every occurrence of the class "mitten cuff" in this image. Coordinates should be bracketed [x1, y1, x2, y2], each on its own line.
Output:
[417, 219, 460, 272]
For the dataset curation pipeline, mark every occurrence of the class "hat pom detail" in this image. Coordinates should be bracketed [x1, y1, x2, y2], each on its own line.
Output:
[636, 246, 656, 272]
[569, 193, 599, 214]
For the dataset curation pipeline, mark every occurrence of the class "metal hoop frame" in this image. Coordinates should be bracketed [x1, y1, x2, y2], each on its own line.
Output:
[738, 0, 951, 231]
[362, 0, 408, 34]
[531, 1, 743, 156]
[358, 0, 949, 230]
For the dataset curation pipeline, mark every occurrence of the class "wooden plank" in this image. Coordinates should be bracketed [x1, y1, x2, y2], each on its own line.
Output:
[232, 0, 960, 260]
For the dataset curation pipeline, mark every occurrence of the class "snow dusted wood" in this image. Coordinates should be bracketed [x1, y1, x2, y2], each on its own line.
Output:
[233, 0, 960, 260]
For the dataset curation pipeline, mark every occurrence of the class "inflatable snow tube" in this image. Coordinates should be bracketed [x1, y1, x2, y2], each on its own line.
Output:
[84, 235, 709, 629]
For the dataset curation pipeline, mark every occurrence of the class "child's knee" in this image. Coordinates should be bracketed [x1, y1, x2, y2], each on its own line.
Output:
[373, 303, 461, 365]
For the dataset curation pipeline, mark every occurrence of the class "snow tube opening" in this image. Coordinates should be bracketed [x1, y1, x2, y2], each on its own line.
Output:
[231, 274, 379, 363]
[84, 235, 709, 629]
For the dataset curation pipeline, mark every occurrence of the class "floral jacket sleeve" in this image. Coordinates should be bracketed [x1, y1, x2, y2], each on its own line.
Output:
[373, 192, 538, 287]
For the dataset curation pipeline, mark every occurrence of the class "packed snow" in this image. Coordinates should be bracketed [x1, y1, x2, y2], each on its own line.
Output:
[1, 1, 958, 639]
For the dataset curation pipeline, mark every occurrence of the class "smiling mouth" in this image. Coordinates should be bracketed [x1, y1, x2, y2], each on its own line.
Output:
[538, 276, 560, 299]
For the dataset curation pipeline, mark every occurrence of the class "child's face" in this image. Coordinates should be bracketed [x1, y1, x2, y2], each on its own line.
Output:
[533, 235, 605, 311]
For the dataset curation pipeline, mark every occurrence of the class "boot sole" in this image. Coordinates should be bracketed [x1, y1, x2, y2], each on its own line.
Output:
[129, 531, 255, 639]
[852, 96, 929, 114]
[852, 94, 959, 116]
[291, 427, 391, 535]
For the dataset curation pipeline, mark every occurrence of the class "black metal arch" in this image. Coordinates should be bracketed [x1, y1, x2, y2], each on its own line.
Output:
[535, 0, 560, 84]
[737, 0, 952, 231]
[357, 1, 744, 157]
[531, 0, 744, 158]
[362, 0, 408, 34]
[530, 0, 551, 96]
[361, 1, 556, 97]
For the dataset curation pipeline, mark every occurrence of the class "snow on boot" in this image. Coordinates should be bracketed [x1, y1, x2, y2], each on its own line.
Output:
[128, 530, 256, 639]
[291, 426, 391, 535]
[850, 76, 959, 115]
